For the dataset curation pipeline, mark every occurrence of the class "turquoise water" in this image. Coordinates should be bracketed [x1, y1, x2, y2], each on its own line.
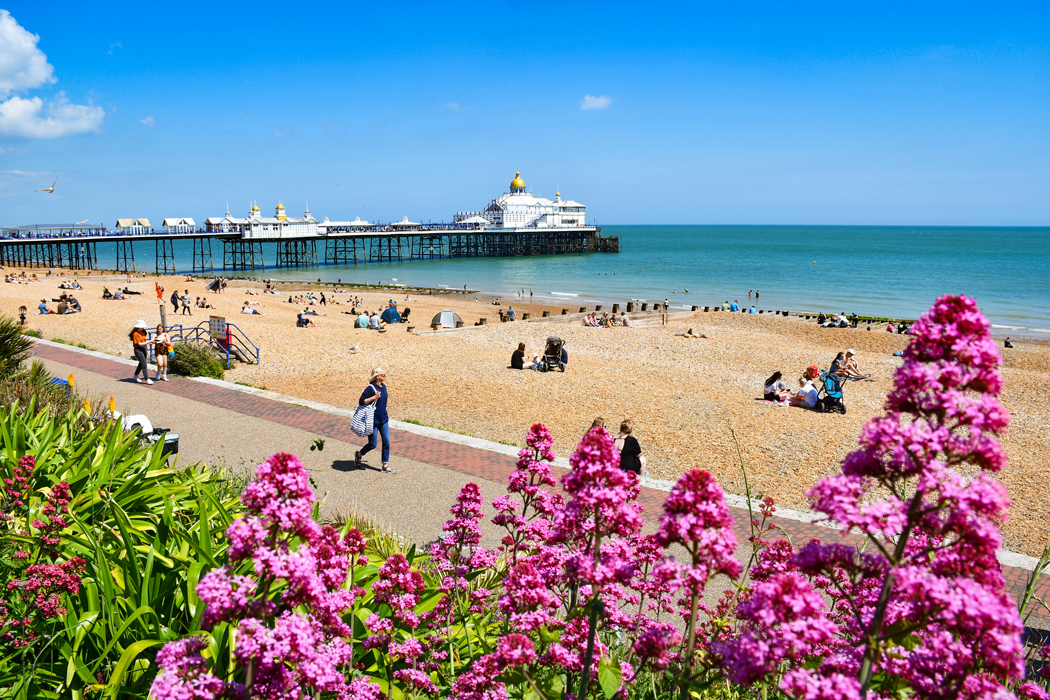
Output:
[95, 226, 1050, 333]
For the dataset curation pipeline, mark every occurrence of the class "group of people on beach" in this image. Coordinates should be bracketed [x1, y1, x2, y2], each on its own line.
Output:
[583, 312, 630, 328]
[4, 272, 40, 284]
[38, 293, 81, 314]
[763, 348, 871, 410]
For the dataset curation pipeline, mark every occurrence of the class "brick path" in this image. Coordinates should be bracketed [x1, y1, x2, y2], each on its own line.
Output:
[31, 342, 1050, 619]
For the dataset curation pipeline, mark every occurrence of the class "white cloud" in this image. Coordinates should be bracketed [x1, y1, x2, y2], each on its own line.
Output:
[140, 116, 155, 126]
[580, 94, 612, 110]
[445, 102, 473, 111]
[0, 93, 104, 138]
[107, 42, 122, 55]
[0, 10, 54, 96]
[0, 11, 104, 139]
[274, 127, 291, 137]
[5, 169, 50, 177]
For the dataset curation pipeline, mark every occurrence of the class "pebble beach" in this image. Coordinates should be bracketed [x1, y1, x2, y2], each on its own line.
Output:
[6, 271, 1050, 556]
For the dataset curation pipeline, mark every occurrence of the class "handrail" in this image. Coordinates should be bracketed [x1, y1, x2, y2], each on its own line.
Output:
[148, 321, 260, 368]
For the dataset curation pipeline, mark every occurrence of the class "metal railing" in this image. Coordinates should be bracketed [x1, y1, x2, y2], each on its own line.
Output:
[149, 322, 260, 369]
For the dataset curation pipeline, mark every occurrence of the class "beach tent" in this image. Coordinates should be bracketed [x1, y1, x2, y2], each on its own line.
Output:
[381, 306, 402, 324]
[430, 309, 462, 328]
[460, 215, 490, 227]
[391, 216, 420, 227]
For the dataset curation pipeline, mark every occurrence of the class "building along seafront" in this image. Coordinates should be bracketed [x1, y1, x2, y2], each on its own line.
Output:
[205, 203, 319, 238]
[454, 171, 590, 231]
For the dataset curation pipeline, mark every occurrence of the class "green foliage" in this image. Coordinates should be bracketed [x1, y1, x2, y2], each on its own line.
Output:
[48, 337, 96, 351]
[21, 329, 42, 339]
[0, 313, 33, 375]
[0, 401, 243, 699]
[169, 342, 224, 379]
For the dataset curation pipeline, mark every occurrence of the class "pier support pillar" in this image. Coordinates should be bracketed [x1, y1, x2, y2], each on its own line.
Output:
[156, 238, 176, 275]
[222, 239, 264, 272]
[193, 237, 214, 274]
[116, 239, 136, 274]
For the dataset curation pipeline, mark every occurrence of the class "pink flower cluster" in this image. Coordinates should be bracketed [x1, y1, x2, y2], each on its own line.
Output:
[151, 452, 378, 700]
[0, 454, 84, 651]
[719, 296, 1029, 699]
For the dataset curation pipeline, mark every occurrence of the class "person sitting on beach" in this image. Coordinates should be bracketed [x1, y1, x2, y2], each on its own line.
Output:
[730, 300, 740, 312]
[851, 313, 859, 328]
[749, 306, 757, 314]
[357, 311, 369, 328]
[195, 297, 203, 308]
[817, 312, 827, 325]
[241, 301, 263, 315]
[296, 312, 315, 327]
[840, 349, 871, 380]
[763, 371, 790, 402]
[1004, 337, 1014, 348]
[621, 313, 630, 327]
[721, 300, 730, 311]
[38, 299, 56, 315]
[56, 298, 70, 315]
[529, 354, 543, 370]
[491, 299, 501, 306]
[114, 288, 125, 300]
[511, 342, 525, 370]
[102, 287, 114, 299]
[788, 368, 820, 409]
[887, 323, 896, 333]
[368, 313, 382, 330]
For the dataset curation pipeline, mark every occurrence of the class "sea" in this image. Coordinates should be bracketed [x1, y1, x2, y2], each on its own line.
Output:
[98, 225, 1050, 335]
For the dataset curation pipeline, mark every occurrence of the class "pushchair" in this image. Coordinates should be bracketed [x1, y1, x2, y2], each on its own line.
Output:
[539, 336, 566, 372]
[817, 370, 846, 414]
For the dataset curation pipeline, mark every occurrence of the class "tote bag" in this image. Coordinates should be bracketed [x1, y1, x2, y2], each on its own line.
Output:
[350, 386, 378, 437]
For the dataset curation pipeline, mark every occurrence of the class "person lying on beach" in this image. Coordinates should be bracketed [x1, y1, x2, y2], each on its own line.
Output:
[763, 371, 790, 402]
[241, 302, 263, 315]
[677, 328, 707, 338]
[122, 287, 141, 295]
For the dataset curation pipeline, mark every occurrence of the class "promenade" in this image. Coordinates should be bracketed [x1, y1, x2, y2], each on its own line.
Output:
[30, 340, 1050, 622]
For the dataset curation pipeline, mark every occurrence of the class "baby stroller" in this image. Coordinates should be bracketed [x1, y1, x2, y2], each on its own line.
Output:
[539, 336, 566, 372]
[817, 370, 846, 414]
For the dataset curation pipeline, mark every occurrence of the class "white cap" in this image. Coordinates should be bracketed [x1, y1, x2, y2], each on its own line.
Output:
[134, 319, 147, 329]
[847, 348, 856, 355]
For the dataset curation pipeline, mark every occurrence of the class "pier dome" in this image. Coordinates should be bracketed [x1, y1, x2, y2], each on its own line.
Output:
[510, 170, 526, 193]
[275, 202, 287, 221]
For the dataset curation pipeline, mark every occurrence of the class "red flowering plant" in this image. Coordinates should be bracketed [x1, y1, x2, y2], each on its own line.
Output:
[717, 295, 1031, 700]
[0, 454, 86, 652]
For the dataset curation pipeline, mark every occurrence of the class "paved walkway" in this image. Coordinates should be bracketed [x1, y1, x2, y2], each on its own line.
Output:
[30, 341, 1050, 620]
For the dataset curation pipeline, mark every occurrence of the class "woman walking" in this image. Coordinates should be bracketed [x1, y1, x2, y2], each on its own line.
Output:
[613, 418, 647, 477]
[154, 324, 171, 382]
[355, 367, 393, 473]
[129, 320, 154, 385]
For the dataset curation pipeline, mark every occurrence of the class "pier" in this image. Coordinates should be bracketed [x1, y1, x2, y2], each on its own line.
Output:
[0, 224, 619, 274]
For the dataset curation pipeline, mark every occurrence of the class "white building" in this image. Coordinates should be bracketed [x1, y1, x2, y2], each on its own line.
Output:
[115, 218, 151, 234]
[205, 203, 318, 238]
[162, 217, 196, 233]
[454, 171, 587, 230]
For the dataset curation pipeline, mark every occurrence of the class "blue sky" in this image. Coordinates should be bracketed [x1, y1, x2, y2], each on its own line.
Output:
[0, 1, 1048, 226]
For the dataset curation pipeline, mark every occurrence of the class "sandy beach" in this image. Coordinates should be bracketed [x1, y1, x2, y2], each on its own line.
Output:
[6, 270, 1050, 556]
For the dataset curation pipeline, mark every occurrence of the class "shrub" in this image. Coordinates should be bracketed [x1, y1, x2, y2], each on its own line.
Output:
[170, 341, 224, 379]
[0, 314, 33, 375]
[0, 401, 244, 698]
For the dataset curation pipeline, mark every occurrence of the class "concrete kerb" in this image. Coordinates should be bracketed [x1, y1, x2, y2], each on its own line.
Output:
[29, 338, 1043, 572]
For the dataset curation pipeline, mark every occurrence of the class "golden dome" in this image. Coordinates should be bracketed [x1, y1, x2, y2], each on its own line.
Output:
[510, 171, 525, 189]
[276, 203, 285, 209]
[251, 205, 260, 212]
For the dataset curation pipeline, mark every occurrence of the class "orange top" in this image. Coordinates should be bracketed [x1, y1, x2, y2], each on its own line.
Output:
[132, 329, 147, 346]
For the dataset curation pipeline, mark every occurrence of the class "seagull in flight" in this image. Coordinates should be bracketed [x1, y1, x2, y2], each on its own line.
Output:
[36, 178, 57, 193]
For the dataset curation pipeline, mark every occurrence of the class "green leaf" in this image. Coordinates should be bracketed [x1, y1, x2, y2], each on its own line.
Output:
[598, 656, 622, 699]
[106, 639, 162, 697]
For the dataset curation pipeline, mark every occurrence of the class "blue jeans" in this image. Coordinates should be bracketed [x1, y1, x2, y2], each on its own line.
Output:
[361, 421, 390, 464]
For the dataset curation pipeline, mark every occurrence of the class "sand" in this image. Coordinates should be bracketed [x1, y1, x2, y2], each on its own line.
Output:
[6, 270, 1050, 556]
